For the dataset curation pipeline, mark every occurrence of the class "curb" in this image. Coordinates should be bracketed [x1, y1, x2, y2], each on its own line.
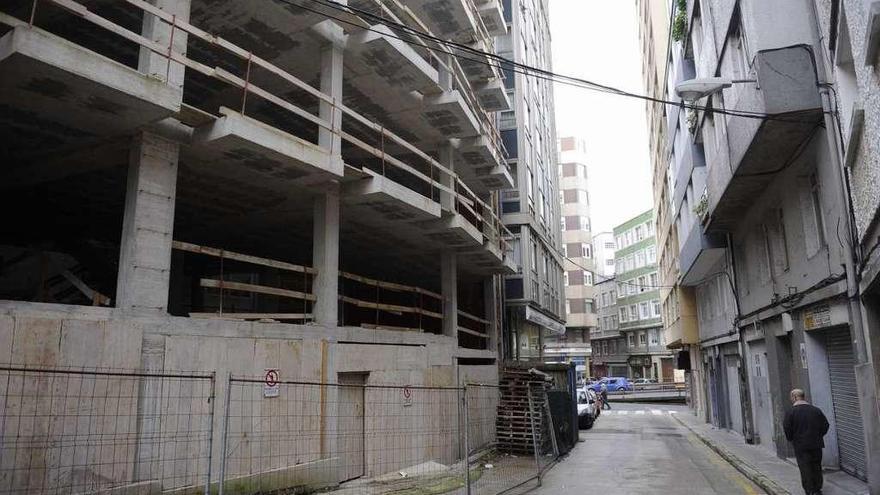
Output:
[672, 415, 790, 495]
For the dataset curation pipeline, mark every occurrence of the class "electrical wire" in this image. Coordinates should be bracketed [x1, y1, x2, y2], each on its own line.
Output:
[284, 0, 827, 124]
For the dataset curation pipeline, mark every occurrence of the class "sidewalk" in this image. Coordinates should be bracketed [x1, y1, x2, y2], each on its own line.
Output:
[673, 412, 869, 495]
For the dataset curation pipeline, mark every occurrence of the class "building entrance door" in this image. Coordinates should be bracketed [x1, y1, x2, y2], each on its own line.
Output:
[338, 373, 367, 482]
[747, 340, 774, 451]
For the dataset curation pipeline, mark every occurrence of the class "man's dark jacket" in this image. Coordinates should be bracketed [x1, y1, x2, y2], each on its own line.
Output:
[783, 403, 830, 451]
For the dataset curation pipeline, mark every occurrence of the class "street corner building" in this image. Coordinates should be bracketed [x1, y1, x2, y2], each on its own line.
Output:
[638, 0, 880, 490]
[0, 0, 520, 492]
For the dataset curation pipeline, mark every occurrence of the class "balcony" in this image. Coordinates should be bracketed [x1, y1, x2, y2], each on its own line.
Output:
[679, 220, 725, 286]
[705, 45, 824, 231]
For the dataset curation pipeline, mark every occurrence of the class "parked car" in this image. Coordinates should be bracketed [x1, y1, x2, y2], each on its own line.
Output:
[577, 388, 600, 429]
[632, 378, 658, 385]
[588, 376, 633, 392]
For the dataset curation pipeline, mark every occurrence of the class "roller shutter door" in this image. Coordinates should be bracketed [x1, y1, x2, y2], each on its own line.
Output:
[826, 329, 867, 480]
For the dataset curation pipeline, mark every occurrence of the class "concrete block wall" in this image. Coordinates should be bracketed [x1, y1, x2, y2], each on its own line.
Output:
[0, 302, 498, 492]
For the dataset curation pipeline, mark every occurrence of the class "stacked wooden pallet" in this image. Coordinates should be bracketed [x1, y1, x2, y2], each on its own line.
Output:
[496, 368, 550, 454]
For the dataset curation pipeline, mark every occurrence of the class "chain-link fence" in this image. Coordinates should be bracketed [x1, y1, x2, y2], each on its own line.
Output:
[0, 365, 215, 495]
[1, 367, 563, 495]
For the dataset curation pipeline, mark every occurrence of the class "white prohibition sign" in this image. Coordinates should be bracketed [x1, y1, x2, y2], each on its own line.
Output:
[402, 386, 413, 407]
[264, 369, 280, 398]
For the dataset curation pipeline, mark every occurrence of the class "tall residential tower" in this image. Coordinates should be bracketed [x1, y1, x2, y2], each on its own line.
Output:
[497, 0, 566, 361]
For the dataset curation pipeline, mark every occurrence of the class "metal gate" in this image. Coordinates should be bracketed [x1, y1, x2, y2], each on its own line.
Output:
[826, 328, 867, 480]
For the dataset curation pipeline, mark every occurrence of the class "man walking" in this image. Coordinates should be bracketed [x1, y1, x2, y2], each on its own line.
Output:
[600, 382, 610, 410]
[783, 388, 830, 495]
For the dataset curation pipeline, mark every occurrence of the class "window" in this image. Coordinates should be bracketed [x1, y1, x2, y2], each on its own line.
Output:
[629, 305, 638, 320]
[646, 221, 654, 235]
[583, 244, 592, 258]
[635, 225, 645, 241]
[563, 272, 569, 286]
[647, 246, 657, 263]
[652, 300, 661, 317]
[650, 330, 659, 345]
[563, 189, 578, 203]
[649, 273, 658, 287]
[639, 301, 650, 319]
[606, 259, 615, 266]
[636, 251, 646, 268]
[605, 242, 615, 249]
[565, 300, 571, 315]
[639, 332, 647, 345]
[637, 276, 647, 292]
[584, 271, 593, 286]
[619, 307, 628, 322]
[531, 240, 538, 272]
[628, 334, 636, 347]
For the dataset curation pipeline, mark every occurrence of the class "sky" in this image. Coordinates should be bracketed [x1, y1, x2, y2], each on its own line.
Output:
[549, 0, 654, 235]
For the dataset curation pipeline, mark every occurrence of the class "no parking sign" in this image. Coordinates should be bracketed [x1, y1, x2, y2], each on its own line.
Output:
[402, 386, 413, 407]
[264, 368, 280, 398]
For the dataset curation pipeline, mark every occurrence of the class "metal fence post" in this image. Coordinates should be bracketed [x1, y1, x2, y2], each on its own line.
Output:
[205, 372, 217, 495]
[527, 387, 541, 486]
[218, 372, 232, 495]
[463, 386, 471, 495]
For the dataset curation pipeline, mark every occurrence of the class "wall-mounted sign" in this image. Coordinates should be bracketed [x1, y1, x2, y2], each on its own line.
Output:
[803, 304, 832, 331]
[402, 386, 413, 407]
[524, 306, 565, 335]
[264, 368, 280, 398]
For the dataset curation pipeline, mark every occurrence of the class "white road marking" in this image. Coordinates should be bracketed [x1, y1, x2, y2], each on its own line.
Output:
[668, 410, 677, 414]
[618, 411, 628, 415]
[651, 409, 662, 415]
[635, 410, 645, 415]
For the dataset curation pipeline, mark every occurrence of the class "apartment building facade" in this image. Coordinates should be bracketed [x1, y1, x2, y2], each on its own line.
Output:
[0, 0, 513, 490]
[811, 0, 880, 489]
[592, 277, 628, 378]
[497, 0, 566, 361]
[640, 0, 880, 487]
[613, 210, 673, 380]
[541, 136, 596, 366]
[593, 232, 617, 278]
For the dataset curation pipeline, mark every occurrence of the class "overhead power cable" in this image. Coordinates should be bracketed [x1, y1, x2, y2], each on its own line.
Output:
[289, 0, 826, 124]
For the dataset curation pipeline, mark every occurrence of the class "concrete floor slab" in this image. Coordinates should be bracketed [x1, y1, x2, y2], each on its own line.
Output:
[476, 1, 507, 36]
[348, 24, 441, 94]
[343, 169, 441, 222]
[0, 26, 180, 146]
[191, 107, 344, 184]
[476, 79, 511, 112]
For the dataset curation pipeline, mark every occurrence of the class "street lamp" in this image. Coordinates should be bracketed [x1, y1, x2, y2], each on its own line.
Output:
[675, 77, 756, 102]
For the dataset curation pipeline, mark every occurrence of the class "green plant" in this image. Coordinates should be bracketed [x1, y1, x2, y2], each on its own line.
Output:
[672, 0, 687, 42]
[693, 190, 709, 219]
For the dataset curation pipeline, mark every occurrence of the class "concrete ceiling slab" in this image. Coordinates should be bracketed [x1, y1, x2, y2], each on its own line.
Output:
[342, 169, 441, 222]
[189, 108, 343, 191]
[476, 1, 507, 36]
[348, 23, 441, 94]
[399, 0, 479, 43]
[0, 26, 180, 153]
[476, 79, 511, 112]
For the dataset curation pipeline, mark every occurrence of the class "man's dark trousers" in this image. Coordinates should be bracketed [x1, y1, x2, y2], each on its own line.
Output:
[794, 448, 823, 495]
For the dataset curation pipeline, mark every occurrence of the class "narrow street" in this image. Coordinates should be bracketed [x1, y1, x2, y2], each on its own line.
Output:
[533, 403, 765, 494]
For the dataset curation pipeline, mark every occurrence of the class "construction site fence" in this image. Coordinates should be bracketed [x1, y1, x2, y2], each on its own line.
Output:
[0, 366, 562, 495]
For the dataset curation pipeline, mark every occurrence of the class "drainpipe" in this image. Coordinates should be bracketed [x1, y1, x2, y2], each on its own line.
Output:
[808, 0, 868, 364]
[818, 86, 868, 364]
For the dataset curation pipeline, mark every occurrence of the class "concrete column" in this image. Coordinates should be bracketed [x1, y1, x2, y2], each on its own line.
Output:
[442, 252, 458, 339]
[116, 132, 179, 313]
[312, 185, 340, 326]
[315, 19, 345, 155]
[138, 0, 191, 88]
[439, 142, 456, 212]
[484, 276, 500, 353]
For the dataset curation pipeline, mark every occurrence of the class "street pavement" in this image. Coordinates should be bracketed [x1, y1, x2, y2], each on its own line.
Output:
[531, 402, 766, 494]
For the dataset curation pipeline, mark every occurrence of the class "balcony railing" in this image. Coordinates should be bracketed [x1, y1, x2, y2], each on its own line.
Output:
[2, 0, 512, 255]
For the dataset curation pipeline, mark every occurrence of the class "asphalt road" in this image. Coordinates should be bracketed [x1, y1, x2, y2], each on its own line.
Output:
[531, 402, 766, 495]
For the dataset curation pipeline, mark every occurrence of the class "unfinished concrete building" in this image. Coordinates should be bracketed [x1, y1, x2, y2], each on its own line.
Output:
[0, 0, 514, 491]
